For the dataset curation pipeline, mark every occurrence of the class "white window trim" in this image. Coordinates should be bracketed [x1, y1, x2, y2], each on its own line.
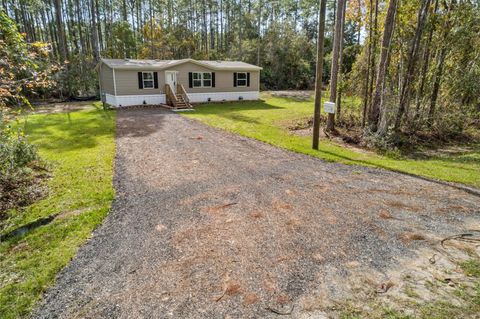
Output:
[192, 71, 212, 88]
[236, 72, 247, 87]
[142, 71, 154, 89]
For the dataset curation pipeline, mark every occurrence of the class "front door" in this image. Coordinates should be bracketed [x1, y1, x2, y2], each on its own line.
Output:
[165, 71, 177, 94]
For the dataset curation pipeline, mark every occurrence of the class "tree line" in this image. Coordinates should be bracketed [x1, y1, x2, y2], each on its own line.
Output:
[318, 0, 479, 145]
[2, 0, 349, 95]
[1, 0, 479, 147]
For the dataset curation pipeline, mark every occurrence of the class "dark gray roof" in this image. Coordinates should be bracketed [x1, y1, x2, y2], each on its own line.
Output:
[100, 58, 262, 71]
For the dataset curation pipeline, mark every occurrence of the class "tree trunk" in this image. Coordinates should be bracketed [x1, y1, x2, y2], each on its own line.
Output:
[149, 0, 154, 58]
[238, 0, 243, 59]
[96, 0, 103, 52]
[336, 0, 347, 120]
[326, 0, 346, 132]
[415, 0, 438, 121]
[370, 0, 399, 134]
[43, 7, 58, 58]
[220, 0, 223, 51]
[202, 0, 208, 55]
[394, 0, 432, 131]
[428, 47, 446, 123]
[122, 0, 128, 58]
[53, 0, 68, 62]
[367, 0, 378, 117]
[122, 0, 127, 21]
[75, 0, 86, 54]
[90, 0, 100, 62]
[257, 0, 262, 66]
[428, 0, 454, 124]
[361, 0, 375, 128]
[312, 0, 328, 150]
[210, 2, 215, 50]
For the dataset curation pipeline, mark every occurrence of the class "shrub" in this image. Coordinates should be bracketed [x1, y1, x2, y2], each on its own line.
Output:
[0, 136, 38, 173]
[0, 109, 46, 216]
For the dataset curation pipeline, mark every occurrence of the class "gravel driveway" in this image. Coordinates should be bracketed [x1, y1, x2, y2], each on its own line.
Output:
[34, 107, 480, 318]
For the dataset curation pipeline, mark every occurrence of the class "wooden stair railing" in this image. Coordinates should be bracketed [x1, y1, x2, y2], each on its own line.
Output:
[176, 84, 191, 105]
[165, 84, 193, 109]
[165, 84, 179, 107]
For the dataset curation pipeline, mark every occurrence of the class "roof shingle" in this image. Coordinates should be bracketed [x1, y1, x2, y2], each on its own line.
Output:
[100, 58, 262, 71]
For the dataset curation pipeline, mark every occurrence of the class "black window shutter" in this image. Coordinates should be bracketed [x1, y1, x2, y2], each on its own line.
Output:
[153, 72, 158, 88]
[233, 72, 237, 87]
[247, 73, 250, 87]
[138, 72, 143, 89]
[212, 72, 215, 87]
[188, 72, 193, 88]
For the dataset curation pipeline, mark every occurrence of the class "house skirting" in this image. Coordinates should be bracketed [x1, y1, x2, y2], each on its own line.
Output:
[187, 91, 259, 103]
[104, 94, 166, 107]
[104, 91, 259, 107]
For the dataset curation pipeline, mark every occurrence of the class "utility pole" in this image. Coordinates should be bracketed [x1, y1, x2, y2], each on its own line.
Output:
[312, 0, 327, 150]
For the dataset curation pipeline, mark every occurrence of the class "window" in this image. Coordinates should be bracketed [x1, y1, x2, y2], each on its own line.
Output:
[203, 72, 212, 87]
[236, 72, 247, 87]
[142, 72, 154, 89]
[192, 72, 202, 87]
[192, 72, 212, 88]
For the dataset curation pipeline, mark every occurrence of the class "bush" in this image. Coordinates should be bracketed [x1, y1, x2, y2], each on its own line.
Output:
[0, 136, 38, 173]
[0, 110, 46, 216]
[430, 110, 469, 141]
[362, 126, 408, 158]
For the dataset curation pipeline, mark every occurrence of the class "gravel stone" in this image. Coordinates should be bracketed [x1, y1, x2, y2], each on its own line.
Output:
[33, 108, 480, 318]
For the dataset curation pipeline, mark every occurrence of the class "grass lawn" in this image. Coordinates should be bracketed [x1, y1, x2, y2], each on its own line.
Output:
[183, 92, 480, 188]
[0, 104, 115, 318]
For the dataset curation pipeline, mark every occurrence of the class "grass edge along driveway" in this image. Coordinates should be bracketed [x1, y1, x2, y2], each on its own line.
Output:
[0, 105, 115, 318]
[183, 93, 480, 188]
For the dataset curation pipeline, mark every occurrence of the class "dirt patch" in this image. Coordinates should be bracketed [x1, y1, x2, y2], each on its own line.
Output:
[385, 200, 423, 212]
[419, 145, 478, 157]
[281, 116, 375, 156]
[400, 232, 427, 243]
[204, 202, 237, 214]
[0, 164, 50, 220]
[268, 90, 313, 101]
[249, 210, 264, 219]
[32, 101, 96, 114]
[334, 233, 480, 318]
[379, 210, 394, 219]
[243, 293, 259, 305]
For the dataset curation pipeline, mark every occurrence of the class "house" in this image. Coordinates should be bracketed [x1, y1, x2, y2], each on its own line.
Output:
[96, 58, 262, 108]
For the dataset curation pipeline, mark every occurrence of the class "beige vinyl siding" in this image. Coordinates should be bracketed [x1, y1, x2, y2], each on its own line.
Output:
[99, 64, 115, 95]
[101, 60, 260, 96]
[170, 62, 260, 93]
[114, 69, 165, 96]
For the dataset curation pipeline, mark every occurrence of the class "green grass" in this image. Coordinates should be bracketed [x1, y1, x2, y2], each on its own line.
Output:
[183, 93, 480, 188]
[340, 284, 480, 319]
[461, 259, 480, 278]
[0, 105, 115, 318]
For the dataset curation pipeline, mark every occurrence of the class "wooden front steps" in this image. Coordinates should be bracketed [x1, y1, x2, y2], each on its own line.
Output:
[165, 84, 192, 109]
[174, 94, 192, 109]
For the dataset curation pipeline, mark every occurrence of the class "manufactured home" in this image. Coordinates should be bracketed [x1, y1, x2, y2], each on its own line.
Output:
[96, 58, 262, 108]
